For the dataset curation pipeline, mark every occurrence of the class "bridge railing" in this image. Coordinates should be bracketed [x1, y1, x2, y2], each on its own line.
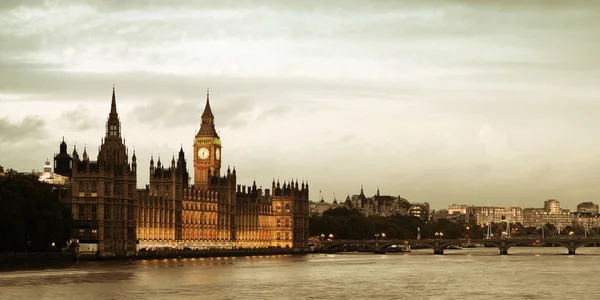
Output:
[325, 235, 600, 244]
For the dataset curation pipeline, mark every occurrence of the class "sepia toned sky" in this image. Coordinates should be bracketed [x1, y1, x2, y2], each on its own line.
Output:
[1, 0, 599, 209]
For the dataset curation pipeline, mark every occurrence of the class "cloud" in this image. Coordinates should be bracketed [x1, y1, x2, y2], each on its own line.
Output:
[0, 116, 46, 144]
[59, 106, 102, 131]
[338, 134, 356, 144]
[129, 100, 201, 129]
[128, 96, 257, 130]
[2, 0, 595, 81]
[1, 0, 600, 209]
[128, 92, 293, 131]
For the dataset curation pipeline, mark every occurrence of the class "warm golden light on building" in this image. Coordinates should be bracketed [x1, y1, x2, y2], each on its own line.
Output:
[136, 90, 309, 251]
[56, 88, 309, 255]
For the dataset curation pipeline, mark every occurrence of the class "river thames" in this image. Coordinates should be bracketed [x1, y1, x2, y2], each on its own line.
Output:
[1, 247, 598, 299]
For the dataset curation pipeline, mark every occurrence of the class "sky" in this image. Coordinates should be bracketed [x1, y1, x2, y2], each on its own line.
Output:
[1, 0, 599, 210]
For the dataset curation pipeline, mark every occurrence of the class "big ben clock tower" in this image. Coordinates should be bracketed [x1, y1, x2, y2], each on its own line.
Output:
[193, 90, 222, 189]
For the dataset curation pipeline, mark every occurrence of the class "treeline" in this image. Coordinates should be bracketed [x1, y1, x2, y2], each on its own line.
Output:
[309, 207, 598, 240]
[309, 207, 465, 240]
[0, 170, 72, 252]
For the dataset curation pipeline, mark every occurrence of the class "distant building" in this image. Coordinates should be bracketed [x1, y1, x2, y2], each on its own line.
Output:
[432, 208, 466, 223]
[522, 199, 571, 228]
[448, 204, 468, 215]
[576, 202, 599, 215]
[571, 212, 600, 229]
[310, 197, 339, 216]
[345, 186, 429, 220]
[0, 165, 4, 176]
[571, 202, 600, 229]
[431, 209, 450, 221]
[15, 160, 69, 185]
[38, 157, 70, 185]
[465, 206, 523, 226]
[408, 203, 430, 220]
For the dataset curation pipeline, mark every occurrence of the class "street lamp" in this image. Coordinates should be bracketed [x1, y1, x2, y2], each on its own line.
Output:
[381, 233, 386, 239]
[375, 233, 380, 241]
[329, 233, 334, 240]
[569, 231, 574, 240]
[434, 232, 443, 240]
[319, 234, 325, 252]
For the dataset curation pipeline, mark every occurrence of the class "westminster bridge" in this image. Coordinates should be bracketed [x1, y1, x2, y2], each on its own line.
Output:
[321, 236, 600, 255]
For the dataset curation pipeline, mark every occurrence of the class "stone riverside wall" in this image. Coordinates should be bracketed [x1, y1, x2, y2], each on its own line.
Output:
[1, 248, 304, 272]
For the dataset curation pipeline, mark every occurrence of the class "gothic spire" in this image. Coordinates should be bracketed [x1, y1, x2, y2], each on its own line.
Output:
[106, 85, 121, 139]
[178, 144, 185, 161]
[202, 88, 214, 119]
[110, 85, 117, 115]
[196, 88, 219, 138]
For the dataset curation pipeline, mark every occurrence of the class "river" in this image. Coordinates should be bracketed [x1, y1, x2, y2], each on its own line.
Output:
[1, 247, 598, 299]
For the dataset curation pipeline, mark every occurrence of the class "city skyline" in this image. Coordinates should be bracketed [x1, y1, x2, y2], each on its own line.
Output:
[2, 1, 600, 208]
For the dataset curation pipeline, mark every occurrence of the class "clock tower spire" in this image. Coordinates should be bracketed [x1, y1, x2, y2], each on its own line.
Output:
[193, 89, 222, 189]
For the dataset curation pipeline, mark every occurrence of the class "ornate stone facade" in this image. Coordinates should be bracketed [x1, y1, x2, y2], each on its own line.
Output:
[55, 88, 138, 255]
[137, 92, 309, 250]
[56, 88, 309, 254]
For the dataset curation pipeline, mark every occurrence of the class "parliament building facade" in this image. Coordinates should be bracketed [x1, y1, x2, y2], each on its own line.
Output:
[54, 88, 309, 255]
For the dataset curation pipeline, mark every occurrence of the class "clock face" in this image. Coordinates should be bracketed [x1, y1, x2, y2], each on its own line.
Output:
[197, 147, 209, 160]
[215, 148, 220, 160]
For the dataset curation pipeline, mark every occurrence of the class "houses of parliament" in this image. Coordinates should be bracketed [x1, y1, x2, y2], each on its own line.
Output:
[52, 88, 309, 255]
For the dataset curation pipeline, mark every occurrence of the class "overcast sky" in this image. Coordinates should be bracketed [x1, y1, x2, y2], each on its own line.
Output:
[1, 0, 599, 209]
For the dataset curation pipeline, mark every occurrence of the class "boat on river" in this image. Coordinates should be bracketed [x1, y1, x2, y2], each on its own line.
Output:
[445, 245, 463, 250]
[387, 244, 411, 253]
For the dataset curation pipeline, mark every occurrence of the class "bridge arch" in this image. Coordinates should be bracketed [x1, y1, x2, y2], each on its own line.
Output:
[572, 241, 599, 251]
[492, 240, 581, 255]
[322, 238, 599, 255]
[534, 240, 597, 255]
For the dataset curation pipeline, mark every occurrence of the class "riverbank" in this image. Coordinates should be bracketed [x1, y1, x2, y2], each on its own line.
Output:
[0, 248, 303, 272]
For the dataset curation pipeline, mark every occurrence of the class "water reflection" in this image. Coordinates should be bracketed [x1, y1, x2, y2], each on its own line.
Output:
[1, 249, 599, 299]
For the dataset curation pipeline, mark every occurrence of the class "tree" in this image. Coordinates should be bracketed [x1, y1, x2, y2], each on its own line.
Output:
[0, 171, 73, 252]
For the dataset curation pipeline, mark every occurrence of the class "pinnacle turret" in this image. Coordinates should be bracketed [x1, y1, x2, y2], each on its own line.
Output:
[82, 145, 89, 161]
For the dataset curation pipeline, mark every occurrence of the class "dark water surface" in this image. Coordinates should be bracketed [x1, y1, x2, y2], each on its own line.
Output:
[1, 247, 598, 300]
